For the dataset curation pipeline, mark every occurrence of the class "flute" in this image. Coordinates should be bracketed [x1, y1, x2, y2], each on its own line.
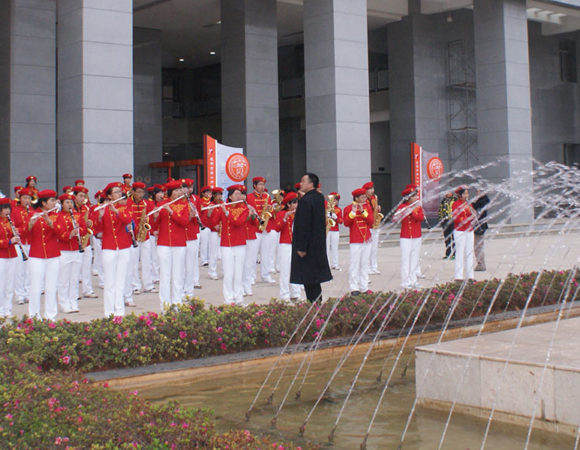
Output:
[68, 210, 85, 253]
[30, 206, 59, 220]
[94, 195, 127, 212]
[7, 215, 28, 261]
[200, 200, 244, 211]
[147, 194, 186, 217]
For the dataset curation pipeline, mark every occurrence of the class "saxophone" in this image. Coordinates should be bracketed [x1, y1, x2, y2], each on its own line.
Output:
[136, 203, 151, 242]
[258, 203, 273, 232]
[371, 195, 384, 228]
[81, 206, 93, 249]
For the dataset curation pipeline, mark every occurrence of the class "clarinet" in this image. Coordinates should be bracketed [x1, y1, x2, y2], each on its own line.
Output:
[68, 210, 85, 253]
[7, 215, 28, 261]
[185, 193, 205, 230]
[127, 221, 138, 248]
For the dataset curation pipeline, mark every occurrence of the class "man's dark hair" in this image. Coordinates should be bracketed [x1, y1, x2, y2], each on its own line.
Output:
[304, 172, 319, 189]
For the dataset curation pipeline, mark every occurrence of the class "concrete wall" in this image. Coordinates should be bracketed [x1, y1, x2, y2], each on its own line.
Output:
[0, 4, 11, 195]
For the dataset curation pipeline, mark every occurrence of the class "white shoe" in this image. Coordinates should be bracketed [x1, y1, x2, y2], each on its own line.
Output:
[264, 277, 276, 284]
[61, 307, 73, 314]
[417, 273, 426, 279]
[17, 299, 25, 305]
[84, 292, 98, 299]
[209, 275, 219, 280]
[133, 289, 143, 295]
[125, 302, 137, 307]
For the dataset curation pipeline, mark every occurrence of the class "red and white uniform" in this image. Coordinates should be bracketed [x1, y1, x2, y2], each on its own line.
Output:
[326, 205, 343, 270]
[0, 216, 20, 317]
[198, 196, 212, 265]
[98, 204, 132, 317]
[27, 210, 61, 320]
[246, 192, 275, 283]
[452, 199, 476, 280]
[183, 197, 201, 296]
[75, 203, 95, 297]
[274, 210, 301, 300]
[55, 210, 86, 312]
[242, 211, 260, 296]
[154, 199, 189, 308]
[11, 204, 32, 303]
[343, 203, 374, 292]
[90, 203, 105, 289]
[127, 198, 155, 295]
[207, 200, 222, 280]
[211, 202, 249, 304]
[366, 195, 381, 273]
[396, 202, 425, 289]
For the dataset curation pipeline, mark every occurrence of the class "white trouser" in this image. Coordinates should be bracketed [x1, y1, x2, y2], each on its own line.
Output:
[102, 248, 130, 317]
[80, 240, 94, 295]
[454, 230, 474, 280]
[259, 231, 277, 278]
[199, 227, 211, 264]
[400, 237, 422, 288]
[57, 250, 82, 311]
[0, 257, 16, 317]
[150, 235, 160, 282]
[93, 238, 105, 287]
[208, 231, 220, 278]
[349, 242, 371, 292]
[157, 245, 186, 309]
[184, 239, 200, 296]
[326, 231, 340, 268]
[279, 244, 301, 300]
[29, 256, 59, 320]
[243, 238, 259, 293]
[370, 228, 379, 272]
[14, 243, 30, 301]
[222, 245, 246, 304]
[131, 239, 154, 292]
[252, 233, 263, 281]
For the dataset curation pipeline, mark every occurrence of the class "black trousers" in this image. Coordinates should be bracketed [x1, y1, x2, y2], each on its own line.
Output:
[304, 283, 322, 303]
[443, 223, 455, 257]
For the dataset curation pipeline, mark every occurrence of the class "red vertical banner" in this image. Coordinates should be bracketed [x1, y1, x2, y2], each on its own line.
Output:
[411, 142, 422, 199]
[204, 135, 217, 188]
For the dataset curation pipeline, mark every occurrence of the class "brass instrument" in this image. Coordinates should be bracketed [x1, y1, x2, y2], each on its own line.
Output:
[371, 195, 384, 228]
[7, 215, 28, 261]
[271, 189, 285, 214]
[326, 194, 337, 234]
[68, 210, 85, 253]
[136, 204, 151, 242]
[80, 205, 93, 250]
[258, 203, 273, 232]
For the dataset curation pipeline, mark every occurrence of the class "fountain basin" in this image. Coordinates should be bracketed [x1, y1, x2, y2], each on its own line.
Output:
[416, 316, 580, 436]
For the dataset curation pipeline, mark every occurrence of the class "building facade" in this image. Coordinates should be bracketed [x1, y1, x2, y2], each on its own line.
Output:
[1, 0, 579, 218]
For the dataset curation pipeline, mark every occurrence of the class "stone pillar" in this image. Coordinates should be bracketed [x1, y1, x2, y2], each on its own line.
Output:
[221, 0, 280, 189]
[133, 27, 162, 183]
[303, 0, 371, 197]
[474, 0, 533, 222]
[57, 0, 133, 195]
[0, 0, 57, 194]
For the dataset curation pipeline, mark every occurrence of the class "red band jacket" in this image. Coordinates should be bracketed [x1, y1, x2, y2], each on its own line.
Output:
[396, 203, 424, 239]
[155, 199, 190, 247]
[0, 216, 19, 258]
[56, 210, 87, 252]
[343, 203, 374, 243]
[98, 204, 133, 250]
[27, 210, 61, 258]
[273, 210, 295, 244]
[452, 199, 476, 232]
[211, 202, 250, 247]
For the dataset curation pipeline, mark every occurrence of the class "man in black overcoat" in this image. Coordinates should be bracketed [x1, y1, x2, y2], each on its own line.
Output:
[290, 173, 333, 302]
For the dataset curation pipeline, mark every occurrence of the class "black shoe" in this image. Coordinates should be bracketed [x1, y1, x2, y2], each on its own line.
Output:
[351, 290, 361, 296]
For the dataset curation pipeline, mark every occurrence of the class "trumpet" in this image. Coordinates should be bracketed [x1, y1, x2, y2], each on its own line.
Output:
[200, 200, 244, 211]
[147, 194, 187, 216]
[7, 215, 28, 261]
[94, 195, 127, 212]
[68, 210, 85, 253]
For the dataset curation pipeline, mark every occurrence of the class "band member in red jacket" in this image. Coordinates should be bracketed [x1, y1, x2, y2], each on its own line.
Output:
[198, 185, 213, 266]
[325, 192, 343, 270]
[151, 180, 190, 309]
[0, 198, 21, 317]
[343, 188, 374, 294]
[393, 184, 424, 289]
[274, 192, 301, 301]
[73, 185, 97, 299]
[27, 189, 60, 320]
[97, 182, 133, 317]
[207, 187, 223, 280]
[56, 193, 86, 313]
[209, 185, 249, 305]
[12, 188, 33, 305]
[182, 178, 202, 296]
[452, 185, 477, 280]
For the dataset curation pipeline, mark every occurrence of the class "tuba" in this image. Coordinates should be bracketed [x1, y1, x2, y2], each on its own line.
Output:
[371, 195, 384, 228]
[136, 203, 152, 242]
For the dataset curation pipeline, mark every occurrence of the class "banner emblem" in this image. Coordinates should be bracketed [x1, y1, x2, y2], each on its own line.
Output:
[426, 157, 444, 181]
[225, 153, 250, 182]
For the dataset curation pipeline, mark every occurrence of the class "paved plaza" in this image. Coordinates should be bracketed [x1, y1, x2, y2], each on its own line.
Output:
[11, 229, 580, 323]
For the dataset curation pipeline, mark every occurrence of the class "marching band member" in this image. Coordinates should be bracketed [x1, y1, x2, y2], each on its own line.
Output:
[62, 186, 73, 194]
[75, 179, 85, 187]
[326, 192, 342, 270]
[91, 191, 105, 289]
[56, 193, 86, 313]
[149, 185, 165, 284]
[343, 188, 374, 295]
[207, 187, 223, 280]
[152, 180, 190, 308]
[73, 186, 97, 299]
[12, 188, 33, 305]
[12, 186, 23, 208]
[0, 198, 21, 317]
[452, 186, 477, 281]
[97, 182, 132, 317]
[127, 182, 156, 296]
[182, 179, 201, 297]
[121, 173, 133, 195]
[393, 185, 424, 289]
[274, 192, 301, 302]
[198, 186, 213, 266]
[242, 191, 260, 296]
[25, 176, 39, 204]
[209, 185, 249, 305]
[27, 189, 60, 320]
[246, 177, 275, 284]
[364, 181, 381, 275]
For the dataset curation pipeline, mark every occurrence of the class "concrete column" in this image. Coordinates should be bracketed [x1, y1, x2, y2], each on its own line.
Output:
[303, 0, 371, 197]
[474, 0, 533, 222]
[133, 27, 162, 183]
[0, 0, 57, 194]
[57, 0, 133, 195]
[221, 0, 280, 189]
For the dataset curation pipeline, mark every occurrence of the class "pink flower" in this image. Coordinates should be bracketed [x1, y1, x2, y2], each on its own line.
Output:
[112, 316, 123, 324]
[5, 413, 12, 420]
[48, 322, 56, 329]
[122, 348, 128, 353]
[179, 331, 187, 339]
[216, 326, 223, 333]
[77, 416, 83, 423]
[313, 332, 319, 338]
[61, 356, 71, 365]
[191, 339, 198, 345]
[123, 330, 129, 337]
[84, 339, 93, 346]
[256, 310, 265, 316]
[182, 422, 189, 429]
[221, 343, 227, 350]
[315, 319, 323, 329]
[217, 337, 222, 342]
[280, 331, 286, 337]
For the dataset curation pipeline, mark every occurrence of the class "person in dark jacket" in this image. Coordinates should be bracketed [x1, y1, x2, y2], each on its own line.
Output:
[473, 189, 490, 271]
[290, 173, 332, 302]
[438, 191, 455, 259]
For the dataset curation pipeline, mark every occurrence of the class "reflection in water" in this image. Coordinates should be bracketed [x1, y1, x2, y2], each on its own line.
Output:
[135, 347, 572, 449]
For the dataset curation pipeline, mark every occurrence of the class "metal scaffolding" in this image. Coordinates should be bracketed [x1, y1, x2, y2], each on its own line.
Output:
[447, 40, 477, 170]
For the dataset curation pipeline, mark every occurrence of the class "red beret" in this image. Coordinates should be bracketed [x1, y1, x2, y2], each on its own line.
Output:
[14, 186, 24, 193]
[38, 189, 57, 198]
[212, 187, 224, 193]
[26, 176, 37, 183]
[200, 185, 212, 193]
[363, 182, 374, 190]
[401, 184, 418, 197]
[455, 185, 468, 195]
[73, 186, 88, 194]
[132, 182, 147, 190]
[62, 186, 72, 193]
[352, 188, 367, 198]
[59, 193, 75, 203]
[122, 173, 133, 179]
[94, 190, 103, 199]
[180, 178, 193, 187]
[0, 197, 11, 206]
[165, 180, 182, 191]
[165, 177, 174, 183]
[227, 184, 242, 192]
[18, 188, 33, 198]
[75, 179, 85, 185]
[104, 182, 123, 194]
[252, 177, 266, 184]
[294, 182, 301, 190]
[147, 186, 155, 193]
[329, 192, 340, 200]
[282, 192, 298, 204]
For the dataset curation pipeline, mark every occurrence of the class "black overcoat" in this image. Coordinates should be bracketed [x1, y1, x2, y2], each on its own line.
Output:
[290, 189, 333, 285]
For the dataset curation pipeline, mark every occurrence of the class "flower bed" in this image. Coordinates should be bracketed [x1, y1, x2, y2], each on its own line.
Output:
[0, 270, 577, 374]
